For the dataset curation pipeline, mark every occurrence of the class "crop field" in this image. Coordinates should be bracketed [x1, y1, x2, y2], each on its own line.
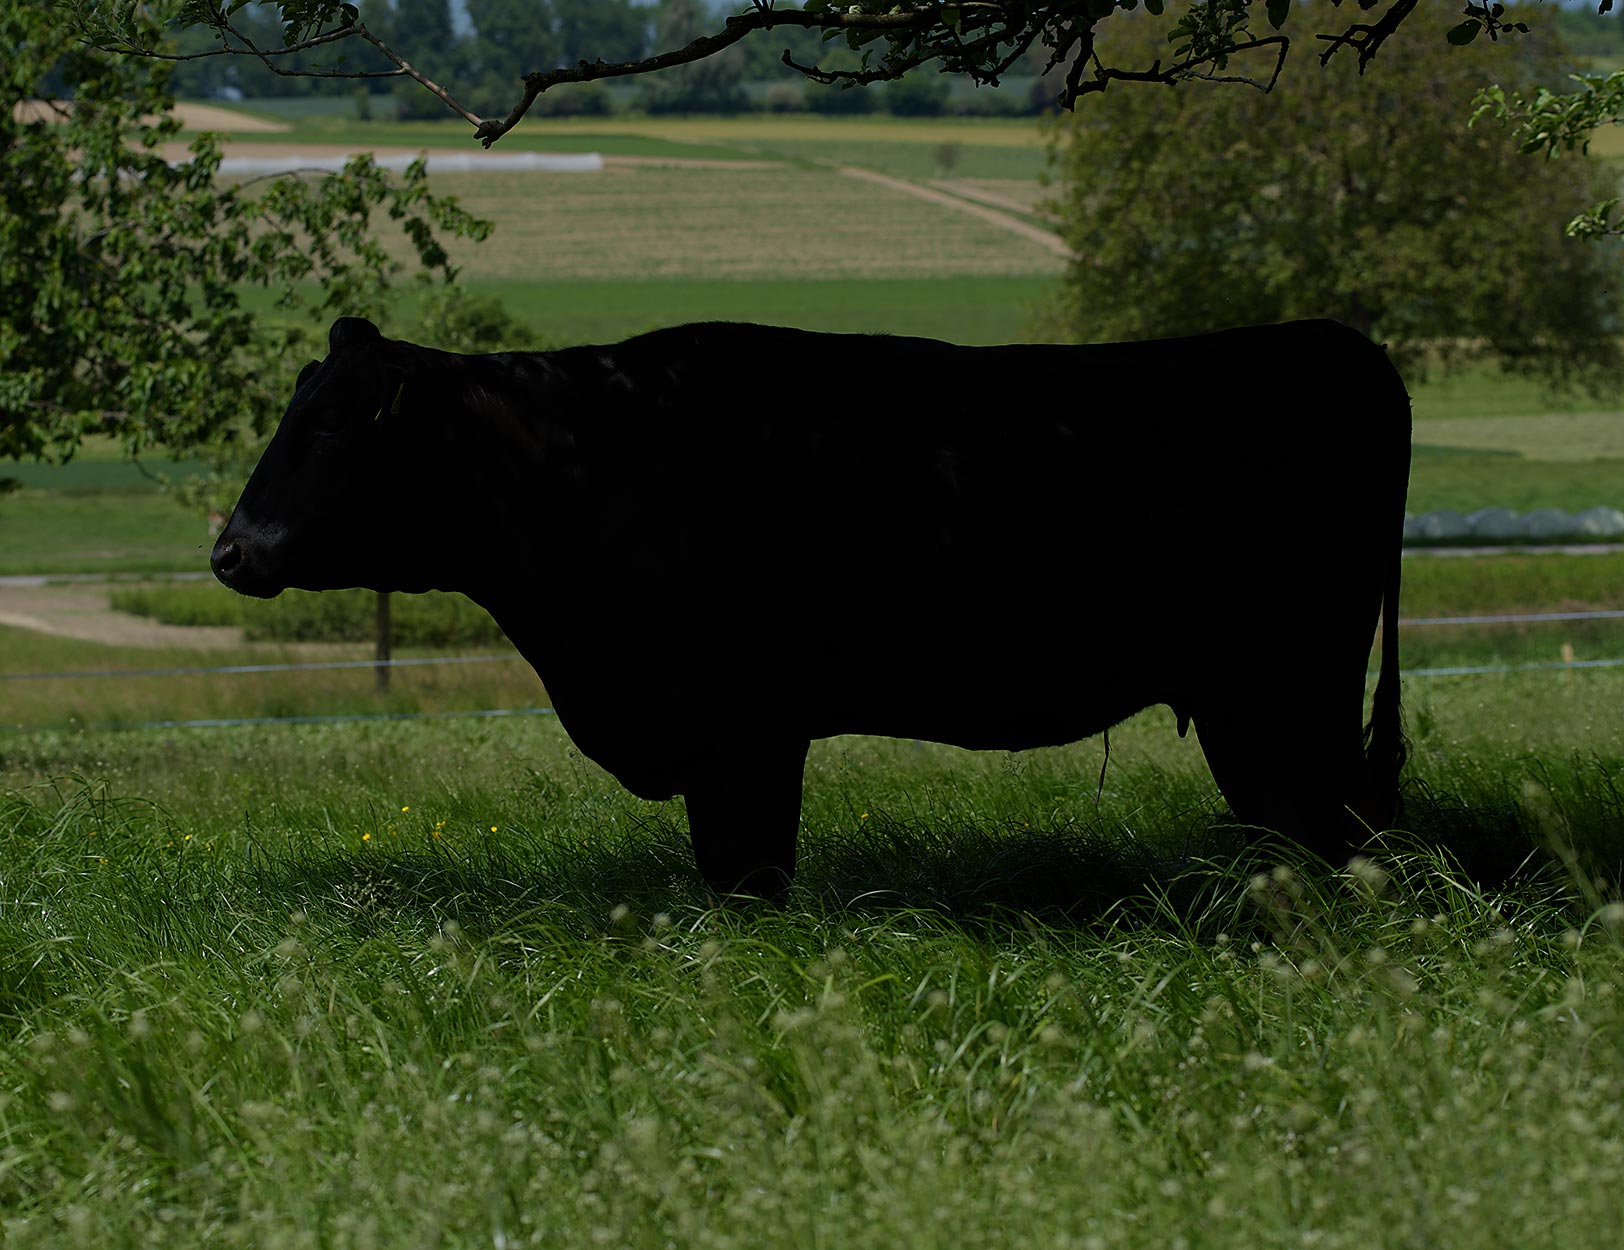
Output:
[4, 109, 1624, 1246]
[412, 165, 1065, 284]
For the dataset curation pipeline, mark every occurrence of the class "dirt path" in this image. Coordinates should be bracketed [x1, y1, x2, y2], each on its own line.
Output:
[836, 166, 1072, 259]
[172, 103, 290, 132]
[0, 583, 246, 650]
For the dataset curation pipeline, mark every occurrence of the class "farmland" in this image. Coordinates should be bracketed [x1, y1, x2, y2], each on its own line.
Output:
[4, 108, 1624, 1246]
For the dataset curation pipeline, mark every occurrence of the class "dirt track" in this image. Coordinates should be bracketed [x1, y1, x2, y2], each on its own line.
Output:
[839, 166, 1070, 258]
[172, 103, 290, 132]
[0, 583, 245, 650]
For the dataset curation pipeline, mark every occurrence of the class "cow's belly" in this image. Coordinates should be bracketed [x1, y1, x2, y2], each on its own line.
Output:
[802, 651, 1169, 751]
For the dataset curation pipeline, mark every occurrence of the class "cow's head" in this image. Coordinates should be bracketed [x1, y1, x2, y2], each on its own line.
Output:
[212, 316, 460, 598]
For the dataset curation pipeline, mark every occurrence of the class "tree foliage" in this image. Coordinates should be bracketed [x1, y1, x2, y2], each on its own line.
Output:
[2, 1, 489, 473]
[1043, 0, 1624, 390]
[1476, 69, 1624, 237]
[64, 0, 1578, 146]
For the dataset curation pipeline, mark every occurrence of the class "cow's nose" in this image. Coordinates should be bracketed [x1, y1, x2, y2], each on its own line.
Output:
[211, 539, 242, 582]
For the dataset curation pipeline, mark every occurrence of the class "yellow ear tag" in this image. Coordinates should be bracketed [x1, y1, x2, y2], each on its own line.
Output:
[375, 383, 405, 422]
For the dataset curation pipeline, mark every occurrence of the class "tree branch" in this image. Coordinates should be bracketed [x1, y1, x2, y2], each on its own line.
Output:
[84, 0, 1469, 146]
[355, 28, 481, 127]
[475, 7, 940, 146]
[1315, 0, 1421, 69]
[1073, 35, 1292, 104]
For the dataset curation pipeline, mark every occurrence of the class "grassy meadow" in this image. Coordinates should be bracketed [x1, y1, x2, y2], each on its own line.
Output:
[3, 706, 1624, 1247]
[3, 109, 1624, 1246]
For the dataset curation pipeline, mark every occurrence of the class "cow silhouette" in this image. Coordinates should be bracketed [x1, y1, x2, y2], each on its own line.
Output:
[213, 316, 1411, 899]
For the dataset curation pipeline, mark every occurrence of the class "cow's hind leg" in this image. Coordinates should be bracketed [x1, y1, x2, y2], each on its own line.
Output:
[1194, 698, 1379, 866]
[683, 737, 809, 903]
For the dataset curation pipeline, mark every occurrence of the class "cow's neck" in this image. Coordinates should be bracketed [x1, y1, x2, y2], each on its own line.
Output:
[444, 351, 567, 631]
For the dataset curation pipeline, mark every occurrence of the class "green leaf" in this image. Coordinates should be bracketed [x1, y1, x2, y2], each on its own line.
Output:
[1086, 0, 1116, 17]
[1145, 0, 1165, 16]
[1266, 0, 1290, 28]
[1446, 18, 1481, 44]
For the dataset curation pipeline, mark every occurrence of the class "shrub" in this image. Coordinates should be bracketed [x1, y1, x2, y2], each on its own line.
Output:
[885, 72, 950, 117]
[534, 82, 614, 117]
[249, 591, 508, 647]
[114, 584, 508, 647]
[764, 82, 805, 113]
[806, 82, 876, 114]
[111, 584, 243, 628]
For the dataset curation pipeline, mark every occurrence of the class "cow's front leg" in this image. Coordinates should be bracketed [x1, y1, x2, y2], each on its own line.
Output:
[682, 737, 809, 903]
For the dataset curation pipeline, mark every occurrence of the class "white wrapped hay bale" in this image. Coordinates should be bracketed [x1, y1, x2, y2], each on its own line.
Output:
[1521, 508, 1577, 540]
[1412, 510, 1471, 541]
[1466, 507, 1522, 541]
[1572, 506, 1624, 538]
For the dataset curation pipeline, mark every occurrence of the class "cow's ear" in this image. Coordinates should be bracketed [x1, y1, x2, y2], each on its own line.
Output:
[329, 317, 381, 352]
[295, 359, 320, 392]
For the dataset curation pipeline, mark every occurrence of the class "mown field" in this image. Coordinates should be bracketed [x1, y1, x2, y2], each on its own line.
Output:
[4, 110, 1624, 1247]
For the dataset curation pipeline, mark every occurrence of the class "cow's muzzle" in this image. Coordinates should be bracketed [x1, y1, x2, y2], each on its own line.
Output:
[210, 530, 284, 598]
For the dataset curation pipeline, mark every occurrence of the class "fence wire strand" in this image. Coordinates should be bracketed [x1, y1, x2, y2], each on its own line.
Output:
[6, 608, 1624, 734]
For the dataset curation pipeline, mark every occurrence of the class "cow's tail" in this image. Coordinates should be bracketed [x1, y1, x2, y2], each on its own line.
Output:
[1362, 392, 1411, 828]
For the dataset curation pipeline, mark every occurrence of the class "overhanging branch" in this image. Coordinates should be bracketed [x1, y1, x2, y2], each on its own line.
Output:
[1316, 0, 1421, 68]
[475, 7, 940, 146]
[78, 0, 1499, 147]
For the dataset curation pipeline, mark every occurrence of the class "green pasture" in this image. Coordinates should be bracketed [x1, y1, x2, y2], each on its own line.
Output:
[477, 275, 1059, 344]
[245, 275, 1062, 352]
[2, 696, 1624, 1246]
[0, 491, 211, 577]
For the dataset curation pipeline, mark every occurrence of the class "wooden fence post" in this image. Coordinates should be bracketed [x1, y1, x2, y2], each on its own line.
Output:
[375, 591, 392, 693]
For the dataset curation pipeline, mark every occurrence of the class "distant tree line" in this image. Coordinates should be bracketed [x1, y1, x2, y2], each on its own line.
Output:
[1043, 0, 1624, 393]
[162, 0, 1065, 117]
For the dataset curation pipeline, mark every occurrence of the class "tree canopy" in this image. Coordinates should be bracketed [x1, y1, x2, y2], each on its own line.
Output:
[2, 1, 489, 474]
[1043, 0, 1624, 390]
[68, 0, 1585, 146]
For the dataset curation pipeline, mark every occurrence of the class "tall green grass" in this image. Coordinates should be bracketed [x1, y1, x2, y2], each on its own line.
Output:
[1, 722, 1621, 1248]
[0, 623, 541, 731]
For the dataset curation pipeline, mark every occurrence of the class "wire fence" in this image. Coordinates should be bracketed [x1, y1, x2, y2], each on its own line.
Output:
[4, 607, 1622, 734]
[0, 654, 519, 683]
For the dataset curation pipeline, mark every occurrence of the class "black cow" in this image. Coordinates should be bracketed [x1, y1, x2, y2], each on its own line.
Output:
[212, 316, 1411, 899]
